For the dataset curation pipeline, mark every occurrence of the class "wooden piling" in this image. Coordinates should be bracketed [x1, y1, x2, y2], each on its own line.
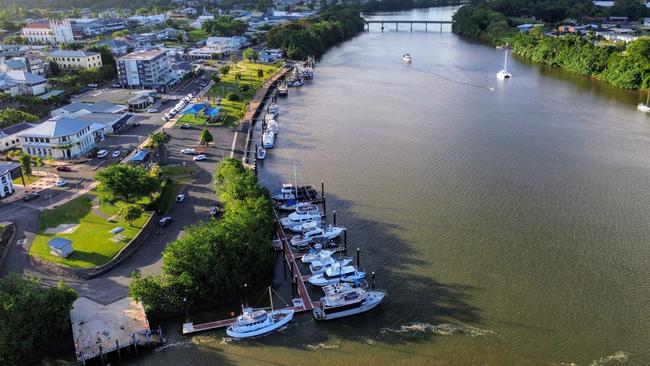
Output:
[333, 210, 336, 226]
[356, 248, 360, 268]
[344, 230, 347, 251]
[116, 340, 121, 360]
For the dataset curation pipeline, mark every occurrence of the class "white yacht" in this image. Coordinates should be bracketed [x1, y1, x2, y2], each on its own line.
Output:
[280, 211, 322, 229]
[497, 50, 512, 79]
[301, 249, 335, 264]
[313, 287, 386, 321]
[273, 184, 296, 201]
[262, 131, 275, 148]
[268, 103, 279, 115]
[308, 265, 366, 286]
[303, 67, 314, 80]
[402, 53, 412, 63]
[286, 220, 320, 234]
[309, 257, 353, 275]
[277, 83, 288, 96]
[256, 147, 266, 160]
[226, 288, 294, 338]
[290, 225, 345, 248]
[267, 120, 278, 135]
[286, 205, 322, 223]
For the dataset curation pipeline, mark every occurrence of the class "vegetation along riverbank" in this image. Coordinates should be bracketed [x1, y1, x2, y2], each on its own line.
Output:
[452, 0, 650, 89]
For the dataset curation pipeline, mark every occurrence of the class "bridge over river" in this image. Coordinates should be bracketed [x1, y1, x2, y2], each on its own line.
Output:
[362, 19, 453, 32]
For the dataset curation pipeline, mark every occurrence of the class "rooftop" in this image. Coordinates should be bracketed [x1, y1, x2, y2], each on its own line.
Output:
[56, 101, 126, 114]
[19, 117, 94, 138]
[24, 23, 50, 29]
[0, 162, 20, 175]
[48, 237, 72, 249]
[50, 50, 99, 58]
[0, 122, 34, 136]
[74, 88, 157, 105]
[119, 49, 164, 60]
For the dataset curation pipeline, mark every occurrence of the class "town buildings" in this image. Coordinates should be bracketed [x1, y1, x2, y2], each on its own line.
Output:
[18, 117, 98, 159]
[0, 70, 48, 96]
[50, 50, 103, 70]
[0, 123, 33, 152]
[117, 50, 179, 92]
[21, 20, 74, 44]
[0, 162, 19, 198]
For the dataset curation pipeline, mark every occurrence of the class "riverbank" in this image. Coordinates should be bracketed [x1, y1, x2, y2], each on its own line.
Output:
[452, 3, 650, 90]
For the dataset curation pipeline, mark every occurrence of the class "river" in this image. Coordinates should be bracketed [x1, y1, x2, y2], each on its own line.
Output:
[125, 6, 650, 366]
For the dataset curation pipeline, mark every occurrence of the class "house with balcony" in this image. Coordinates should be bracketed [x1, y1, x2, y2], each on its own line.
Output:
[18, 117, 100, 159]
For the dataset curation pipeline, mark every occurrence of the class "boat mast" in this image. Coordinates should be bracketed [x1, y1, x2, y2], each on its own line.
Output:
[504, 50, 508, 71]
[293, 161, 298, 201]
[268, 287, 274, 311]
[646, 92, 649, 106]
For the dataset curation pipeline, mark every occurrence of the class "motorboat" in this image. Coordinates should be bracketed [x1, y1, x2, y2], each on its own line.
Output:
[278, 199, 301, 211]
[322, 282, 357, 296]
[268, 103, 279, 115]
[280, 211, 322, 229]
[308, 265, 366, 286]
[286, 206, 322, 223]
[497, 50, 512, 79]
[313, 287, 386, 321]
[303, 225, 345, 241]
[402, 53, 412, 63]
[303, 67, 314, 80]
[271, 184, 318, 202]
[638, 93, 650, 112]
[277, 83, 288, 96]
[288, 78, 304, 87]
[262, 131, 275, 148]
[257, 147, 266, 160]
[285, 219, 325, 234]
[226, 288, 294, 338]
[294, 202, 320, 215]
[264, 112, 276, 122]
[309, 257, 353, 275]
[272, 184, 296, 201]
[267, 120, 278, 135]
[301, 249, 334, 264]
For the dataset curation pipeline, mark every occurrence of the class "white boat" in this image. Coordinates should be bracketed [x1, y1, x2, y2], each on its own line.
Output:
[402, 53, 412, 63]
[268, 103, 279, 115]
[301, 249, 334, 264]
[322, 282, 357, 296]
[288, 78, 304, 87]
[313, 287, 386, 321]
[290, 225, 345, 247]
[497, 50, 512, 79]
[264, 112, 276, 122]
[308, 265, 366, 287]
[309, 257, 353, 275]
[267, 120, 278, 135]
[277, 83, 288, 96]
[638, 93, 650, 112]
[272, 183, 296, 201]
[226, 288, 294, 338]
[303, 67, 314, 80]
[257, 147, 266, 160]
[262, 131, 275, 148]
[280, 212, 321, 229]
[287, 220, 320, 234]
[279, 199, 304, 211]
[285, 207, 322, 223]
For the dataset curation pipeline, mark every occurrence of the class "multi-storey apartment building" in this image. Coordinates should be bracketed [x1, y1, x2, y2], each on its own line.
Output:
[117, 50, 179, 91]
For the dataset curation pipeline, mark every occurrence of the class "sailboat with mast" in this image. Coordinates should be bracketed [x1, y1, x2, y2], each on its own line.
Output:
[226, 287, 294, 339]
[638, 92, 650, 112]
[497, 50, 512, 79]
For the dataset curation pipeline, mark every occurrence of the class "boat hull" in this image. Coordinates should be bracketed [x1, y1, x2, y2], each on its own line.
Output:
[226, 310, 294, 338]
[313, 291, 386, 321]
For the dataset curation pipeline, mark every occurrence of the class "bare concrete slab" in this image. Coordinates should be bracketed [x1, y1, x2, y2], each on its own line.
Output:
[71, 296, 150, 361]
[44, 223, 80, 234]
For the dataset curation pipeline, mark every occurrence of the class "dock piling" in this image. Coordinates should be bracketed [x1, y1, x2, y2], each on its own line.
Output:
[116, 340, 121, 360]
[333, 210, 336, 226]
[356, 248, 360, 268]
[292, 275, 297, 298]
[344, 230, 347, 251]
[372, 271, 376, 289]
[132, 333, 138, 354]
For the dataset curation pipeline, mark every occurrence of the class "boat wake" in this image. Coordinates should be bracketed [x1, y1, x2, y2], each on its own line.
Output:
[412, 66, 495, 91]
[306, 343, 340, 350]
[154, 341, 191, 352]
[589, 351, 630, 366]
[381, 322, 495, 337]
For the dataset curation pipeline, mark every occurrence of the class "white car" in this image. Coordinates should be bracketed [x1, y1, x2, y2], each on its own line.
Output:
[193, 154, 206, 161]
[55, 179, 67, 187]
[180, 148, 196, 154]
[112, 151, 121, 158]
[187, 93, 194, 98]
[97, 150, 108, 158]
[162, 116, 170, 121]
[147, 108, 158, 113]
[176, 194, 185, 202]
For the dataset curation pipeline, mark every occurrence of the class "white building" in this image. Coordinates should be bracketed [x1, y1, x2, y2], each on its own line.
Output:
[127, 14, 168, 27]
[259, 48, 283, 63]
[206, 36, 249, 52]
[0, 122, 34, 152]
[21, 20, 74, 45]
[19, 117, 99, 159]
[190, 15, 214, 29]
[52, 101, 127, 118]
[117, 50, 179, 91]
[0, 70, 48, 96]
[0, 162, 19, 198]
[179, 7, 198, 15]
[50, 50, 103, 70]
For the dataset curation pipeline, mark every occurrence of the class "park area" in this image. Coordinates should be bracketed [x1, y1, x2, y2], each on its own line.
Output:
[178, 61, 282, 127]
[29, 195, 152, 268]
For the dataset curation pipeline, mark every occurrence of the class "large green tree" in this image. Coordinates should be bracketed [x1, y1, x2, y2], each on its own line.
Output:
[198, 128, 213, 147]
[0, 108, 38, 128]
[0, 274, 77, 365]
[96, 164, 159, 203]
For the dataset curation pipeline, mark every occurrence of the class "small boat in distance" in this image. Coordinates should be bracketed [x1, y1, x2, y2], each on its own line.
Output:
[497, 50, 512, 79]
[402, 53, 412, 63]
[638, 92, 650, 112]
[262, 131, 275, 148]
[277, 82, 288, 97]
[257, 147, 266, 160]
[226, 287, 294, 339]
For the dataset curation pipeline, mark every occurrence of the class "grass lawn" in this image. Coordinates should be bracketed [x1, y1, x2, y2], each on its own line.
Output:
[12, 174, 42, 186]
[29, 195, 152, 268]
[154, 181, 184, 214]
[187, 28, 208, 42]
[160, 165, 194, 177]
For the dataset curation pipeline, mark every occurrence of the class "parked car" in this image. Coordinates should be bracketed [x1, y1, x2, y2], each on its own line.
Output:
[147, 108, 158, 113]
[23, 192, 40, 201]
[56, 166, 72, 172]
[97, 150, 108, 158]
[112, 83, 121, 88]
[55, 179, 67, 187]
[162, 116, 170, 122]
[176, 194, 185, 202]
[132, 121, 141, 127]
[193, 154, 206, 161]
[87, 83, 98, 88]
[158, 216, 172, 227]
[112, 151, 121, 158]
[180, 123, 191, 129]
[180, 148, 196, 154]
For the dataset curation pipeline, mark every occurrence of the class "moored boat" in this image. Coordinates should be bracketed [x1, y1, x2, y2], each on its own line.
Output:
[402, 53, 412, 63]
[226, 288, 294, 338]
[309, 257, 353, 275]
[257, 147, 266, 160]
[277, 82, 288, 96]
[301, 249, 335, 264]
[308, 265, 366, 286]
[313, 287, 386, 321]
[497, 50, 512, 79]
[262, 131, 275, 148]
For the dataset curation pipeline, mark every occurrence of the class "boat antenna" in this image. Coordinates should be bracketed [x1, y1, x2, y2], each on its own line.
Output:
[243, 283, 249, 309]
